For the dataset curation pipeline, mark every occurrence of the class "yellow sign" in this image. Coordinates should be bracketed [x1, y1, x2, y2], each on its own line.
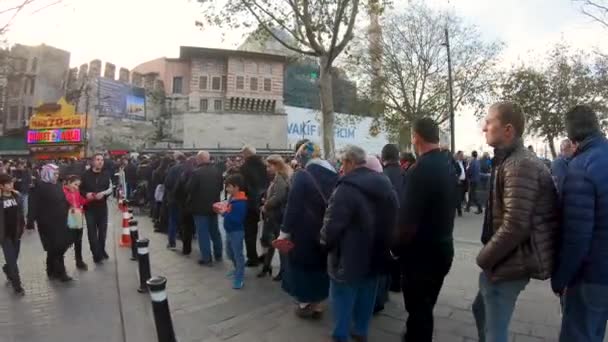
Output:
[29, 116, 86, 129]
[29, 97, 86, 129]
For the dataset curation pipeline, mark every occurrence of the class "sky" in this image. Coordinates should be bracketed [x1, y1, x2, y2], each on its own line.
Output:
[1, 0, 606, 154]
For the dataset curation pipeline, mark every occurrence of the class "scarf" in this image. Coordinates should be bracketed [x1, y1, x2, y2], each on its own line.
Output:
[40, 164, 59, 184]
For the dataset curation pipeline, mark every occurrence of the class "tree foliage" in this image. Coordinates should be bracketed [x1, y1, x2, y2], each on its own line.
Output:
[196, 0, 385, 158]
[351, 3, 502, 147]
[498, 44, 608, 157]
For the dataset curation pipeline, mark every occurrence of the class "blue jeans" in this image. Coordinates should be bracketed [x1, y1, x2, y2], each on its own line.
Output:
[1, 239, 21, 286]
[226, 230, 245, 284]
[560, 283, 608, 342]
[168, 205, 180, 247]
[193, 215, 222, 262]
[473, 272, 529, 342]
[330, 277, 379, 342]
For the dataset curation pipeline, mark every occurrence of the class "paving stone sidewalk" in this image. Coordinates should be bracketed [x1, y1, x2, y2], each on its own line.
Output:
[122, 209, 569, 342]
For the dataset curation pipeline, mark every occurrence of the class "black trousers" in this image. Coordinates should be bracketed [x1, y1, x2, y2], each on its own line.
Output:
[466, 182, 482, 212]
[244, 210, 260, 262]
[401, 255, 453, 342]
[46, 247, 68, 277]
[85, 206, 108, 260]
[181, 213, 194, 255]
[71, 229, 84, 262]
[456, 183, 466, 216]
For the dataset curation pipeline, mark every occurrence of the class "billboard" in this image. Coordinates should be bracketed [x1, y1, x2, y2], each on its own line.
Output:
[29, 115, 85, 130]
[97, 78, 146, 120]
[27, 128, 83, 144]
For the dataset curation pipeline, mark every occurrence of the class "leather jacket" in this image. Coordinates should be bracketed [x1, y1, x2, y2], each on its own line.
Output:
[476, 141, 559, 282]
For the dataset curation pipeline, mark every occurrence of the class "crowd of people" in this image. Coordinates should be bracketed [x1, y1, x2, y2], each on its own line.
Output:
[0, 101, 607, 342]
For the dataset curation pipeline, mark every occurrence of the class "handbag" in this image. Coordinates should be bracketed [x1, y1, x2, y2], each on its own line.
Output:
[67, 208, 84, 230]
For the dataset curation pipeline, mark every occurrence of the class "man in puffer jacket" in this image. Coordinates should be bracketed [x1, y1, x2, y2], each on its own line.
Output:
[552, 105, 608, 342]
[472, 102, 559, 342]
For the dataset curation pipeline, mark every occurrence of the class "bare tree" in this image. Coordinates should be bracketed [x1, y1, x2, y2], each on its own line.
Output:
[575, 0, 608, 28]
[352, 4, 502, 147]
[196, 0, 384, 158]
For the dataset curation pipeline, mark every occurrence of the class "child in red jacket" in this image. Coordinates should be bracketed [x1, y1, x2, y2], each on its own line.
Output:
[63, 175, 90, 270]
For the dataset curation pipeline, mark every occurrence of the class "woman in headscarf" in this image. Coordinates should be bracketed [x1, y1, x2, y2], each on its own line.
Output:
[276, 142, 338, 319]
[28, 163, 73, 282]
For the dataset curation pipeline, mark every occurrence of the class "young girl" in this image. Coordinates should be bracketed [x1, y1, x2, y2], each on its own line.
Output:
[63, 175, 90, 270]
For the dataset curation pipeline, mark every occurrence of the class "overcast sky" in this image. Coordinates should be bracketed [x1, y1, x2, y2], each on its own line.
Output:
[1, 0, 606, 154]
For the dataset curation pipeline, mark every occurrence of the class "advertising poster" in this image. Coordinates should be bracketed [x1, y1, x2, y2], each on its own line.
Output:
[97, 78, 146, 120]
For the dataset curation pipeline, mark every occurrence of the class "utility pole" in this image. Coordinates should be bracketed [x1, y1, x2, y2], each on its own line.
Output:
[445, 27, 456, 153]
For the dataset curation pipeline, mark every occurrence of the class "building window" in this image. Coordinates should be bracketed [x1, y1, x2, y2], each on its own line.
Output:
[236, 76, 244, 90]
[264, 78, 271, 92]
[200, 99, 208, 112]
[31, 57, 38, 72]
[260, 63, 271, 74]
[199, 76, 208, 90]
[222, 76, 227, 91]
[211, 76, 221, 90]
[214, 100, 222, 111]
[250, 62, 258, 74]
[30, 78, 35, 95]
[250, 77, 258, 91]
[23, 79, 28, 94]
[233, 60, 244, 73]
[172, 77, 183, 94]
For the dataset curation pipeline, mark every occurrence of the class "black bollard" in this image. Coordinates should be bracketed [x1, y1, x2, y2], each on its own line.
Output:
[129, 220, 139, 261]
[137, 239, 151, 293]
[147, 276, 177, 342]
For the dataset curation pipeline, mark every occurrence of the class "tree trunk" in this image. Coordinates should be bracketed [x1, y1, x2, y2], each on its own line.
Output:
[398, 124, 412, 152]
[319, 56, 336, 159]
[368, 0, 383, 117]
[548, 136, 557, 159]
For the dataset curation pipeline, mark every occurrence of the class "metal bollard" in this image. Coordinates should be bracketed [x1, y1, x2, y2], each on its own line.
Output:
[147, 276, 177, 342]
[129, 220, 139, 261]
[136, 239, 151, 293]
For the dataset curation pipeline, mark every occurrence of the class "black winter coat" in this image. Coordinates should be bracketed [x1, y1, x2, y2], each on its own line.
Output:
[80, 169, 111, 211]
[28, 182, 70, 251]
[186, 164, 223, 216]
[240, 155, 268, 211]
[321, 168, 399, 282]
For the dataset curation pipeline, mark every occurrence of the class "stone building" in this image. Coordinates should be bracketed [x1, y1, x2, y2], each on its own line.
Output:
[132, 46, 288, 150]
[2, 44, 70, 134]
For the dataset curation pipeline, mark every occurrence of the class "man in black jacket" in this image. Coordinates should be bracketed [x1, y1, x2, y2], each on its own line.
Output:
[187, 151, 224, 265]
[397, 118, 457, 342]
[321, 144, 398, 342]
[164, 153, 186, 250]
[239, 145, 268, 267]
[81, 154, 112, 264]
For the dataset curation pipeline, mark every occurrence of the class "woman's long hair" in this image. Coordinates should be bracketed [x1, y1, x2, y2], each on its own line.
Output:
[267, 154, 293, 180]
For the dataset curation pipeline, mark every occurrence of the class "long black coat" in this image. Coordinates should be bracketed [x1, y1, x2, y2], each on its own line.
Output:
[28, 182, 70, 252]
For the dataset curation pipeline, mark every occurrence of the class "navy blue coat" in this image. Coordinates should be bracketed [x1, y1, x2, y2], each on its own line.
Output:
[321, 167, 399, 283]
[282, 162, 338, 271]
[552, 134, 608, 292]
[467, 158, 481, 184]
[551, 155, 569, 197]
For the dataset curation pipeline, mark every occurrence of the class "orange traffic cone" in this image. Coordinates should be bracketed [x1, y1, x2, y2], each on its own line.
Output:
[119, 206, 132, 248]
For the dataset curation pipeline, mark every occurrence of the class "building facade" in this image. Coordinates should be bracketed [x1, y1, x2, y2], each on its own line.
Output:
[133, 46, 288, 150]
[2, 44, 70, 134]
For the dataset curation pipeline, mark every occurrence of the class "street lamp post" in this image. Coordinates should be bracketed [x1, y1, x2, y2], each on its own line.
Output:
[445, 27, 456, 153]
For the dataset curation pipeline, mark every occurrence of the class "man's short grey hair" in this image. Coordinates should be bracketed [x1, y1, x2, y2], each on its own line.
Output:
[339, 145, 367, 165]
[560, 139, 572, 152]
[241, 145, 256, 155]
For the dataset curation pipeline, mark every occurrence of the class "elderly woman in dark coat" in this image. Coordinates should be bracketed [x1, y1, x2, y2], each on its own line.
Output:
[277, 142, 338, 319]
[29, 164, 72, 282]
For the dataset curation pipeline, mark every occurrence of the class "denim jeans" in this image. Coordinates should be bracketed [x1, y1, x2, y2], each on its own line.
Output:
[193, 215, 222, 262]
[226, 230, 245, 284]
[1, 239, 21, 286]
[168, 205, 180, 247]
[473, 272, 529, 342]
[330, 277, 379, 342]
[560, 282, 608, 342]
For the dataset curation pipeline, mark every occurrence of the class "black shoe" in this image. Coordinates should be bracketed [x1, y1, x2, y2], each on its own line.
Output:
[475, 210, 483, 215]
[13, 285, 25, 296]
[102, 251, 110, 260]
[373, 305, 385, 315]
[76, 260, 88, 271]
[182, 250, 191, 256]
[257, 267, 272, 278]
[198, 260, 213, 267]
[272, 272, 282, 282]
[246, 260, 259, 267]
[166, 244, 177, 251]
[57, 274, 73, 282]
[93, 257, 103, 265]
[214, 256, 223, 263]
